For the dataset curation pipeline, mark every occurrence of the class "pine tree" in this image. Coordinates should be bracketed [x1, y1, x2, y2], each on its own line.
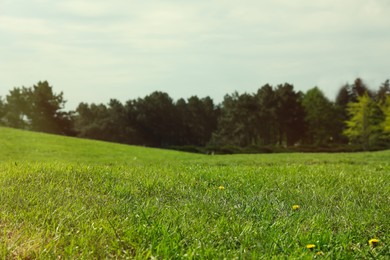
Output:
[382, 96, 390, 135]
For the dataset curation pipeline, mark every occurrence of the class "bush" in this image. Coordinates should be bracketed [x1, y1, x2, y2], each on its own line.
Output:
[168, 145, 206, 154]
[169, 143, 389, 155]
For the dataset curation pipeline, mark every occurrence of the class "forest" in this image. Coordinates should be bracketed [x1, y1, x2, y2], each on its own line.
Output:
[1, 78, 390, 153]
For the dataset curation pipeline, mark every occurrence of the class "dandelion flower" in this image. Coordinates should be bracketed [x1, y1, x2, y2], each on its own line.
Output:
[369, 238, 379, 247]
[306, 244, 316, 250]
[292, 205, 300, 210]
[218, 185, 225, 190]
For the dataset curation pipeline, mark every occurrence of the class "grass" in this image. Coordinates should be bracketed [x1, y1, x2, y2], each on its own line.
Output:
[0, 127, 389, 258]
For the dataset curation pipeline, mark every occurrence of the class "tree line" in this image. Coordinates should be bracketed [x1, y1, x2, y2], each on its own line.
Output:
[1, 79, 389, 153]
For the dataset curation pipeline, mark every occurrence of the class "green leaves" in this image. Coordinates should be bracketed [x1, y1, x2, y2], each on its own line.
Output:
[2, 81, 73, 135]
[302, 87, 337, 145]
[343, 94, 384, 150]
[382, 96, 390, 135]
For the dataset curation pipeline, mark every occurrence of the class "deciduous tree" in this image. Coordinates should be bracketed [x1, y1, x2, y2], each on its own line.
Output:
[343, 93, 384, 150]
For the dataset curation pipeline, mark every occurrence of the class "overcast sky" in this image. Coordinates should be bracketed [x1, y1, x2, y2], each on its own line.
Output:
[1, 0, 389, 109]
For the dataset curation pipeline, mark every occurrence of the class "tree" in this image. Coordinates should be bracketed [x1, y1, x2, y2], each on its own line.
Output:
[352, 78, 371, 98]
[335, 79, 374, 144]
[302, 87, 337, 145]
[274, 84, 306, 146]
[336, 78, 372, 107]
[134, 91, 177, 147]
[75, 99, 131, 143]
[176, 96, 219, 146]
[75, 93, 218, 147]
[376, 79, 390, 104]
[255, 84, 278, 145]
[105, 99, 131, 143]
[212, 84, 306, 148]
[382, 96, 390, 136]
[174, 98, 190, 145]
[75, 102, 110, 141]
[211, 92, 260, 147]
[28, 81, 73, 134]
[124, 99, 148, 145]
[343, 93, 384, 150]
[2, 81, 73, 135]
[3, 87, 31, 129]
[0, 97, 6, 125]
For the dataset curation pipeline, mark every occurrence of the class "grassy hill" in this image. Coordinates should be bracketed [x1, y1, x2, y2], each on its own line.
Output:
[0, 127, 203, 165]
[2, 126, 389, 166]
[0, 127, 389, 258]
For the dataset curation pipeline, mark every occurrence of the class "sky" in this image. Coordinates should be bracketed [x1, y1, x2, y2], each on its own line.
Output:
[1, 0, 390, 110]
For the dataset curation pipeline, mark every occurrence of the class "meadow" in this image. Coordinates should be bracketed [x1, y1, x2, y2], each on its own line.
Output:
[0, 127, 389, 259]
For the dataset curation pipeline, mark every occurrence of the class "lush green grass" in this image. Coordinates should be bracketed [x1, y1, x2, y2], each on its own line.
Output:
[1, 127, 389, 259]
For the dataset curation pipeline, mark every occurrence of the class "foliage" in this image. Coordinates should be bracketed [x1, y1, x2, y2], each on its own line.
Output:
[382, 96, 390, 135]
[343, 94, 384, 150]
[0, 97, 5, 125]
[3, 87, 31, 129]
[255, 84, 278, 145]
[212, 84, 306, 147]
[0, 127, 389, 258]
[302, 87, 338, 144]
[212, 92, 259, 147]
[376, 80, 390, 104]
[274, 83, 306, 146]
[1, 81, 73, 135]
[1, 78, 390, 151]
[74, 92, 219, 147]
[335, 78, 375, 144]
[335, 78, 372, 108]
[75, 100, 134, 143]
[178, 96, 219, 146]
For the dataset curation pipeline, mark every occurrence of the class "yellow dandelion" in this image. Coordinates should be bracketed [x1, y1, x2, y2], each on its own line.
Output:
[316, 251, 324, 256]
[369, 238, 379, 247]
[218, 185, 225, 190]
[306, 244, 316, 250]
[292, 205, 300, 210]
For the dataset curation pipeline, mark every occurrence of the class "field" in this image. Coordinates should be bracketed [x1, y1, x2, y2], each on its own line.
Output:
[0, 127, 389, 259]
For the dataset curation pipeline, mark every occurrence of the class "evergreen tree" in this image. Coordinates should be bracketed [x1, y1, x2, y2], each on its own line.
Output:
[302, 87, 337, 145]
[255, 84, 277, 145]
[3, 87, 30, 129]
[274, 84, 306, 146]
[211, 92, 259, 147]
[343, 93, 384, 150]
[334, 79, 374, 144]
[28, 81, 73, 134]
[382, 96, 390, 136]
[184, 96, 218, 146]
[75, 103, 111, 140]
[134, 91, 176, 147]
[376, 79, 390, 104]
[3, 82, 73, 134]
[0, 97, 5, 125]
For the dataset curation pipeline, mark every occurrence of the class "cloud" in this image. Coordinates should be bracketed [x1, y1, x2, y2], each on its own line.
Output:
[1, 0, 390, 108]
[0, 16, 53, 35]
[55, 1, 118, 18]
